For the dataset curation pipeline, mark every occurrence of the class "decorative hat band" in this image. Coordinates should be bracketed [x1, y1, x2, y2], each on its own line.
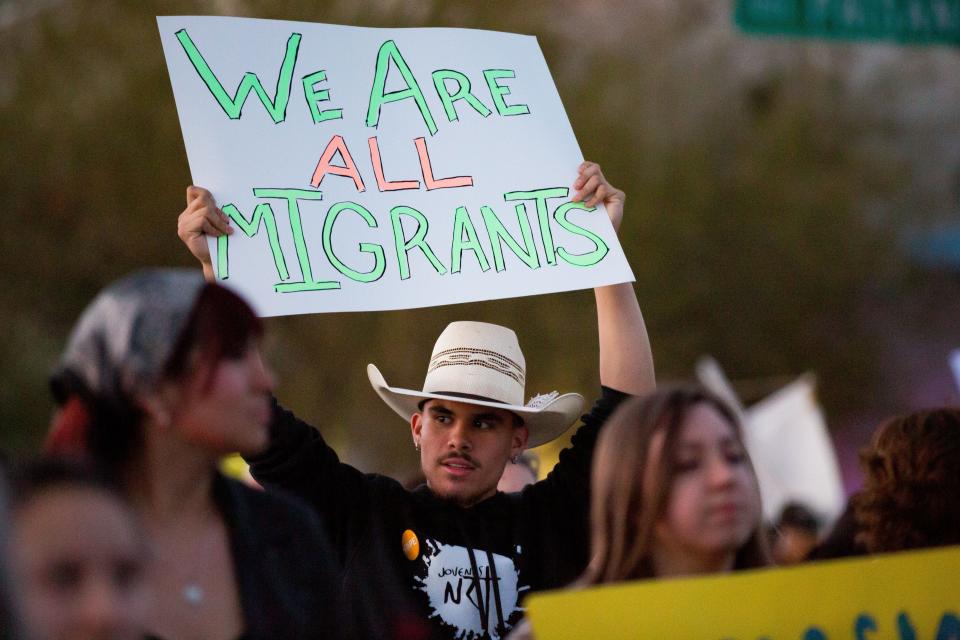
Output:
[367, 320, 584, 449]
[427, 347, 525, 386]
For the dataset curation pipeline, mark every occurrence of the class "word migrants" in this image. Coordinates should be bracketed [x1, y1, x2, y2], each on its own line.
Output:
[171, 24, 613, 301]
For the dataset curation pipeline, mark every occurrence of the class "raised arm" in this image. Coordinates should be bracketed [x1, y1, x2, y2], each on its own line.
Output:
[175, 186, 385, 554]
[573, 162, 655, 396]
[519, 163, 653, 588]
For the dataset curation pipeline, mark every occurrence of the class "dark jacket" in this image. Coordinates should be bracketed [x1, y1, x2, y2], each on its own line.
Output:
[212, 473, 341, 640]
[246, 387, 627, 640]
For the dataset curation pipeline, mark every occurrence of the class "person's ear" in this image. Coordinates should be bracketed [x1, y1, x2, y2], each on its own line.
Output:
[137, 394, 171, 428]
[411, 412, 423, 449]
[136, 382, 180, 428]
[511, 425, 529, 457]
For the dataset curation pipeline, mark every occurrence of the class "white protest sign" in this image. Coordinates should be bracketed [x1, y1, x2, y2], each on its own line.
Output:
[157, 16, 634, 316]
[697, 357, 845, 527]
[743, 375, 845, 527]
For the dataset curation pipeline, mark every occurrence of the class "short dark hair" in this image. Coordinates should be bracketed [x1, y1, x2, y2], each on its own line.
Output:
[777, 502, 820, 535]
[7, 456, 119, 510]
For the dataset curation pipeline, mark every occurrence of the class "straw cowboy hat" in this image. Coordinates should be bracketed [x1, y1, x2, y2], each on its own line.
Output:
[367, 321, 584, 448]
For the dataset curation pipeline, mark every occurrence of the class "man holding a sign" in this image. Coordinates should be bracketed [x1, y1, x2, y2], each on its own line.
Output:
[177, 163, 653, 639]
[161, 16, 651, 637]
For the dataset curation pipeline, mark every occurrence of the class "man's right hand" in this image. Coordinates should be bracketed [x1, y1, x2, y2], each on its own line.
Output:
[177, 186, 233, 281]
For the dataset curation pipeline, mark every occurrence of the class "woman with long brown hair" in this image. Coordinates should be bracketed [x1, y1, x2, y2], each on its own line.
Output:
[508, 385, 768, 639]
[582, 385, 769, 582]
[45, 269, 339, 640]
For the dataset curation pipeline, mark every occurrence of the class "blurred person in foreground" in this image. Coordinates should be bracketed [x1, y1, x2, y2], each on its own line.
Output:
[582, 385, 769, 580]
[853, 408, 960, 553]
[510, 385, 770, 639]
[7, 457, 149, 640]
[177, 163, 655, 639]
[0, 463, 24, 640]
[45, 270, 340, 640]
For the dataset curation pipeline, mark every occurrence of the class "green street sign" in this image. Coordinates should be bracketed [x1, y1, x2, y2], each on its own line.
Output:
[735, 0, 960, 45]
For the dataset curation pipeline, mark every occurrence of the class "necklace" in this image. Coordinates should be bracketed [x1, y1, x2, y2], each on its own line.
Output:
[151, 523, 216, 609]
[146, 505, 223, 611]
[182, 583, 205, 606]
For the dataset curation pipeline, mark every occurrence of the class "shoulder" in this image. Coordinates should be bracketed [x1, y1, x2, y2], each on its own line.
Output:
[594, 385, 632, 415]
[366, 470, 415, 496]
[218, 475, 325, 536]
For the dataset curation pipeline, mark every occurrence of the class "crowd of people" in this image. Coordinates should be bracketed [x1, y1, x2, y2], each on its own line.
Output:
[1, 163, 958, 640]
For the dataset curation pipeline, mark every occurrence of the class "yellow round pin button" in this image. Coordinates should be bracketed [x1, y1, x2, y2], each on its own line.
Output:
[402, 529, 420, 561]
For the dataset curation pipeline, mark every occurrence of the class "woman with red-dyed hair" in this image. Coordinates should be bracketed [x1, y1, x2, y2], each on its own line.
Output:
[46, 269, 339, 640]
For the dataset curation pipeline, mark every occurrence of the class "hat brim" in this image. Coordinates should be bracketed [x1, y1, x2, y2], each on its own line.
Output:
[367, 364, 584, 448]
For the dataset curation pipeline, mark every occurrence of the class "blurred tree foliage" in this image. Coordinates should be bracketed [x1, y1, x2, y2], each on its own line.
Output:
[1, 0, 954, 476]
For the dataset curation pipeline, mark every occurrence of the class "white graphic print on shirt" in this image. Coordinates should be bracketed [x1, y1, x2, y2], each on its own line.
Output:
[413, 538, 528, 640]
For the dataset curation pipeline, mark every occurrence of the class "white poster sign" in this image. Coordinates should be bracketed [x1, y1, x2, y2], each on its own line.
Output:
[697, 357, 844, 527]
[158, 16, 634, 316]
[743, 375, 845, 527]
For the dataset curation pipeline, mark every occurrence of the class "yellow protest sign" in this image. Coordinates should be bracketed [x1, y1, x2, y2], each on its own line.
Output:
[526, 546, 960, 639]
